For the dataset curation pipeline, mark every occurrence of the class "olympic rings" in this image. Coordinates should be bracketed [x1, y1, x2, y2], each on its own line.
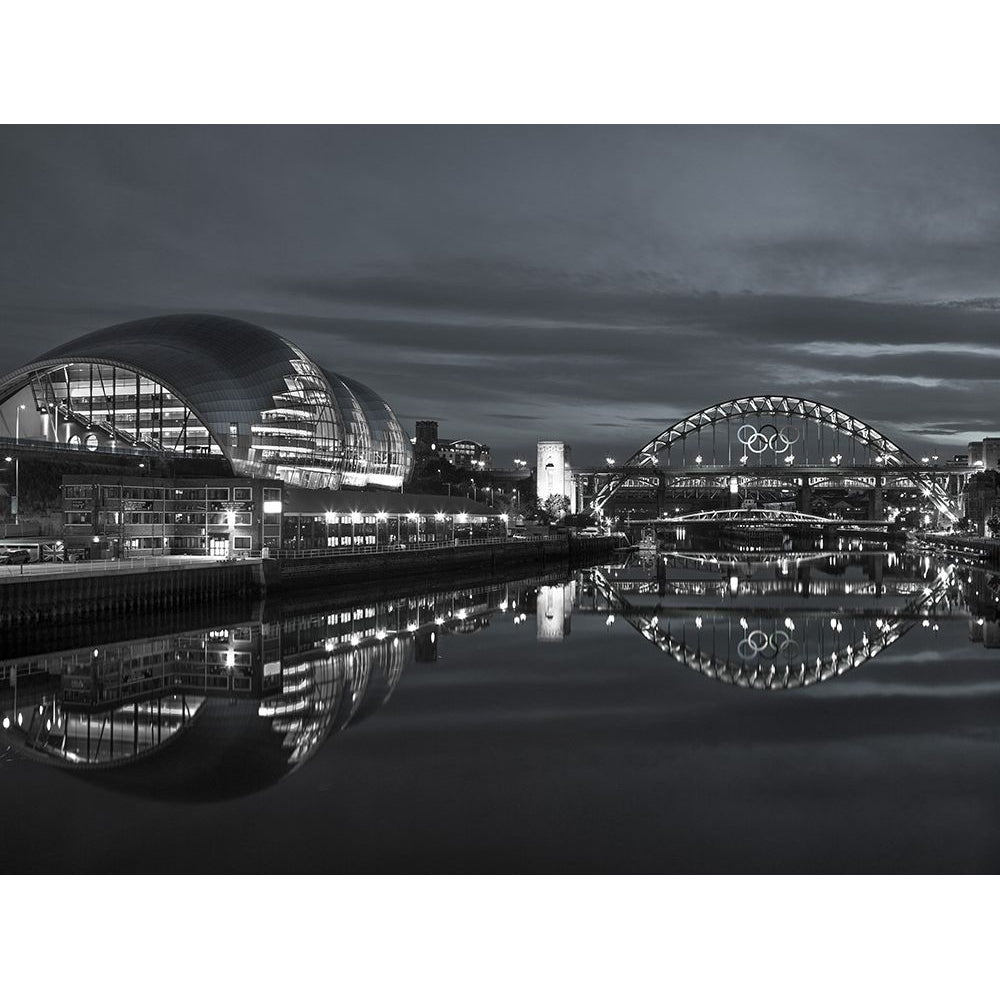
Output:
[737, 423, 800, 455]
[736, 629, 799, 663]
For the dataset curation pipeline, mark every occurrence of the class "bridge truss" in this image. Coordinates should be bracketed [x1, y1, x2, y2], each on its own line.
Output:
[592, 395, 959, 522]
[590, 560, 958, 690]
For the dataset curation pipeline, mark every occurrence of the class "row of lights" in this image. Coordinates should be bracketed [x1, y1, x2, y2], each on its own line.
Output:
[320, 510, 506, 524]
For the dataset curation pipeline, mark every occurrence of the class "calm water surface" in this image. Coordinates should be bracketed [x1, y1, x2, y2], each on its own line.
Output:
[3, 548, 1000, 873]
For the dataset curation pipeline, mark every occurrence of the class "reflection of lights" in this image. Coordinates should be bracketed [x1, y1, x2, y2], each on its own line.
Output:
[922, 620, 930, 628]
[605, 614, 615, 626]
[739, 617, 748, 629]
[695, 616, 703, 629]
[650, 615, 658, 627]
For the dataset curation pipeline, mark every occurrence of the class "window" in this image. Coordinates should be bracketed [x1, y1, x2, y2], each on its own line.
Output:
[234, 536, 251, 549]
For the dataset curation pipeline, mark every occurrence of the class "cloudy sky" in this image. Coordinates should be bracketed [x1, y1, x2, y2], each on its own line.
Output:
[2, 125, 1000, 466]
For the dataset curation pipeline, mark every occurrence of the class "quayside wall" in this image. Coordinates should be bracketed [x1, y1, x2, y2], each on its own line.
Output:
[924, 534, 1000, 566]
[0, 536, 623, 628]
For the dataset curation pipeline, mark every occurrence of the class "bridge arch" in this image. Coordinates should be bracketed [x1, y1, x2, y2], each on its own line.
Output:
[590, 561, 956, 690]
[630, 395, 912, 468]
[593, 395, 957, 519]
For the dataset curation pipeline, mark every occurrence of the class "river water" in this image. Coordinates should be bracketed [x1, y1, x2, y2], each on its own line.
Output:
[2, 547, 1000, 873]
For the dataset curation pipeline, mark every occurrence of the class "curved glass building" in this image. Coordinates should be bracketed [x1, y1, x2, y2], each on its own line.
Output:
[0, 313, 413, 490]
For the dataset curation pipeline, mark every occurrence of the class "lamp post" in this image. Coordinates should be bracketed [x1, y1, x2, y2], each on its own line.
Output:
[14, 403, 25, 524]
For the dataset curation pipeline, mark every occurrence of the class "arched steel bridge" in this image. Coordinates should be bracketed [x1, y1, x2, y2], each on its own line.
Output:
[590, 560, 957, 691]
[592, 395, 959, 521]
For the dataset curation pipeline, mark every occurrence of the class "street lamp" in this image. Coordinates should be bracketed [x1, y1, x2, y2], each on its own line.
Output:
[14, 403, 25, 524]
[605, 456, 616, 467]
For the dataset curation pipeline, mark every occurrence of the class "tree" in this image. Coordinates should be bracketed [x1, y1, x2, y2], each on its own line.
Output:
[987, 514, 1000, 538]
[541, 494, 570, 521]
[965, 470, 1000, 493]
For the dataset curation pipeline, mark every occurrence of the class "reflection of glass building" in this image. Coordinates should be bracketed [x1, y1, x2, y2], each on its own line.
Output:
[0, 314, 413, 490]
[0, 579, 511, 799]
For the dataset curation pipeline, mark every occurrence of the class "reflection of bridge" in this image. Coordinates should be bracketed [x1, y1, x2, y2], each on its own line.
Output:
[574, 396, 963, 522]
[588, 558, 958, 690]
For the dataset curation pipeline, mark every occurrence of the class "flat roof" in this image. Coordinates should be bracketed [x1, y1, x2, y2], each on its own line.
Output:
[282, 488, 499, 517]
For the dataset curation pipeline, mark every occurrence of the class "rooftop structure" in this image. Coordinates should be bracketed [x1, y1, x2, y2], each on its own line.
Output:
[0, 313, 413, 491]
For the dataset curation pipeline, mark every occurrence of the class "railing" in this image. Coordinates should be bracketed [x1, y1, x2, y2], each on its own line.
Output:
[0, 532, 619, 581]
[274, 535, 517, 559]
[0, 554, 233, 581]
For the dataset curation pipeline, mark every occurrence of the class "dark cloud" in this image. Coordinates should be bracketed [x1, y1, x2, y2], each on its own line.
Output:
[2, 125, 1000, 464]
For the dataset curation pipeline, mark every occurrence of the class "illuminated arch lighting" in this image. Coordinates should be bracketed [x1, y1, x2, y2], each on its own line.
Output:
[593, 394, 958, 522]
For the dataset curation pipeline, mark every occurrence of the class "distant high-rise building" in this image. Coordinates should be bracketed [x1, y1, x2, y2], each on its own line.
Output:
[968, 437, 1000, 470]
[439, 438, 490, 470]
[414, 420, 439, 458]
[536, 441, 577, 513]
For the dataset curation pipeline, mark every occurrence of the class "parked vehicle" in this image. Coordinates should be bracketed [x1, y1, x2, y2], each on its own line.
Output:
[0, 548, 32, 565]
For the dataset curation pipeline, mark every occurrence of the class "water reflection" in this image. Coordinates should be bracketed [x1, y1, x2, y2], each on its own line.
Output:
[574, 550, 1000, 689]
[4, 549, 1000, 800]
[0, 578, 516, 799]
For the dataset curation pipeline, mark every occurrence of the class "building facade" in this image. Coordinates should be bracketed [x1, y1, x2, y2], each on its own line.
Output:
[968, 438, 1000, 470]
[62, 475, 284, 558]
[0, 314, 414, 493]
[62, 475, 508, 559]
[536, 440, 577, 514]
[439, 438, 491, 470]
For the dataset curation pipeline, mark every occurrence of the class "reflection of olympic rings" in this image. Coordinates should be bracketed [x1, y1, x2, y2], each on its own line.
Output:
[737, 629, 800, 663]
[737, 423, 800, 455]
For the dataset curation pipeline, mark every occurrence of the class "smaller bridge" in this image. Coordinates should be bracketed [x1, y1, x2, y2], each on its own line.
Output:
[662, 509, 834, 525]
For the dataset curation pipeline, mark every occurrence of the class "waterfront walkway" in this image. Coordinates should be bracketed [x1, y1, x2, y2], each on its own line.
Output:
[0, 535, 613, 585]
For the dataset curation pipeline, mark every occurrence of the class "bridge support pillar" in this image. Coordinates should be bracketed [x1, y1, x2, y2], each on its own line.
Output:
[799, 483, 812, 514]
[868, 485, 884, 521]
